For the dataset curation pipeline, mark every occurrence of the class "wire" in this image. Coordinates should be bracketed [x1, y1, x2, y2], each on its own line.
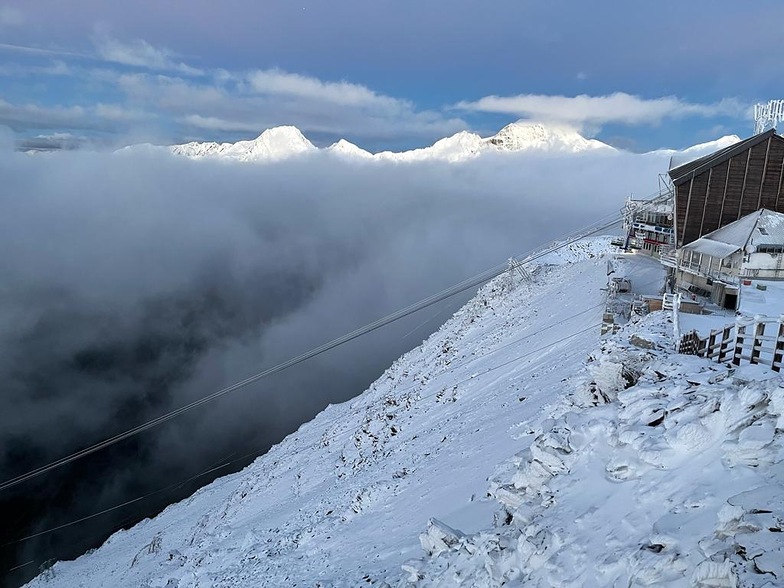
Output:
[7, 559, 35, 572]
[4, 318, 601, 547]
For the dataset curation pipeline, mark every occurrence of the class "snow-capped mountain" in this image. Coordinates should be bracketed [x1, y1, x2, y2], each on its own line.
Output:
[167, 121, 614, 164]
[170, 126, 316, 162]
[325, 138, 374, 159]
[662, 134, 741, 169]
[374, 130, 486, 163]
[680, 134, 741, 155]
[24, 240, 784, 586]
[486, 121, 610, 153]
[164, 123, 752, 166]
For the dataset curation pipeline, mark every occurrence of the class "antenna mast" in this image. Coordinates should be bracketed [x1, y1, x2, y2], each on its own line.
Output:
[754, 100, 784, 134]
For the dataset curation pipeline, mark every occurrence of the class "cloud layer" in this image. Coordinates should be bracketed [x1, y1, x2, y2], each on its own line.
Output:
[455, 93, 747, 128]
[0, 143, 669, 584]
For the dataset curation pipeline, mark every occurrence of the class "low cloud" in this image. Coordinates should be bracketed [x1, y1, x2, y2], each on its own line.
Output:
[0, 97, 150, 137]
[0, 144, 669, 583]
[16, 132, 87, 151]
[455, 92, 746, 128]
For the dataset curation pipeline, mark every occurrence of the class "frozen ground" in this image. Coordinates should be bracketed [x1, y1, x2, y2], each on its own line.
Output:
[740, 280, 784, 318]
[24, 239, 784, 587]
[610, 253, 668, 298]
[398, 312, 784, 587]
[679, 279, 784, 339]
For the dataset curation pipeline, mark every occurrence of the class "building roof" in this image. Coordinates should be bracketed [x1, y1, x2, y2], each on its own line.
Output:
[668, 129, 780, 186]
[681, 238, 741, 258]
[681, 209, 784, 258]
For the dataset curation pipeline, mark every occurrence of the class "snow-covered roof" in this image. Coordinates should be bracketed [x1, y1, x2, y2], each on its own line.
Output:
[751, 208, 784, 247]
[683, 209, 784, 256]
[681, 238, 741, 259]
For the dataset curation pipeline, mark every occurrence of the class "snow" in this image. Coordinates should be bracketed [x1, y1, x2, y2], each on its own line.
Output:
[25, 240, 784, 588]
[665, 135, 742, 169]
[397, 313, 784, 587]
[484, 121, 611, 154]
[129, 124, 743, 167]
[325, 139, 374, 159]
[740, 280, 784, 317]
[165, 122, 615, 165]
[170, 126, 316, 162]
[375, 131, 486, 163]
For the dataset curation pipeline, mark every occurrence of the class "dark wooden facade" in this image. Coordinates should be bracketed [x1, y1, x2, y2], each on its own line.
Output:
[669, 129, 784, 246]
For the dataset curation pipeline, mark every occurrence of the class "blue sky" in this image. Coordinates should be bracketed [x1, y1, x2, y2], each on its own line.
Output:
[1, 1, 782, 152]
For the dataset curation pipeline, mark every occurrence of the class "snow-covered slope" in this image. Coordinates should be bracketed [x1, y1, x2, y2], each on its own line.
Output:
[400, 313, 784, 586]
[680, 135, 741, 155]
[170, 126, 316, 162]
[485, 121, 610, 154]
[664, 135, 741, 170]
[375, 123, 612, 163]
[29, 242, 784, 587]
[375, 131, 486, 163]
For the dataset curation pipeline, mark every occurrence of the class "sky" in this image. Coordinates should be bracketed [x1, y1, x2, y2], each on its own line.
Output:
[1, 1, 782, 152]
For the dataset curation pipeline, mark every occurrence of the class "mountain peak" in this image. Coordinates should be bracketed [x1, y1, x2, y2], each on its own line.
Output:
[170, 125, 315, 162]
[223, 126, 315, 161]
[487, 121, 612, 153]
[326, 139, 373, 158]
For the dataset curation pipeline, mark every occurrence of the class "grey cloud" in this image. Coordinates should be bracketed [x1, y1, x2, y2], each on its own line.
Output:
[15, 132, 87, 151]
[0, 98, 144, 134]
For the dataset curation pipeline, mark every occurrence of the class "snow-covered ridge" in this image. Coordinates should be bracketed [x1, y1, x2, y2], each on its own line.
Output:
[166, 121, 615, 164]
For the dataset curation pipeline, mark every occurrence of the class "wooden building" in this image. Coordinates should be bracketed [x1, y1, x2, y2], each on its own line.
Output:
[668, 129, 784, 248]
